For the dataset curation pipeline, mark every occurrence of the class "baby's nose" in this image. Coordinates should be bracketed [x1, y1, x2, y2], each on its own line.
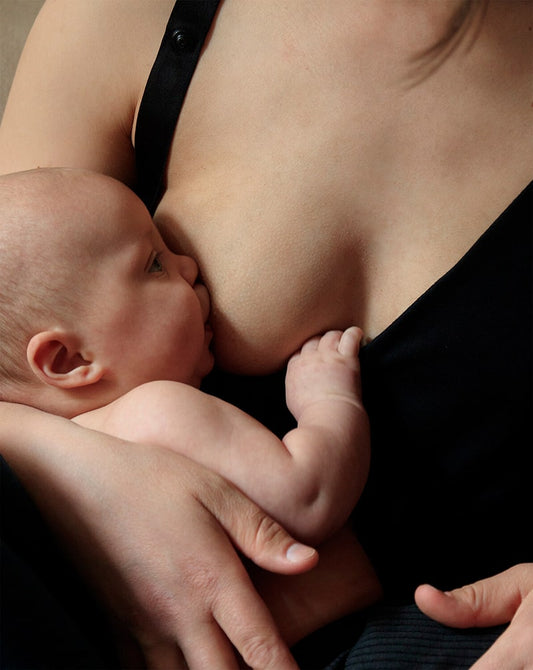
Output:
[177, 255, 199, 285]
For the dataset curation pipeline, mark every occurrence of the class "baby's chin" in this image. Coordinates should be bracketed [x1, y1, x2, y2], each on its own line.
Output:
[203, 349, 216, 377]
[191, 348, 215, 389]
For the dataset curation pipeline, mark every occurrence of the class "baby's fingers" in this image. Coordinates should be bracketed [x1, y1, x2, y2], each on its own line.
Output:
[337, 327, 364, 358]
[316, 330, 343, 352]
[298, 336, 321, 354]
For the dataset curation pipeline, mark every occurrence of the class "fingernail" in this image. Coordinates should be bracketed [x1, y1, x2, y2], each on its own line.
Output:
[286, 543, 317, 563]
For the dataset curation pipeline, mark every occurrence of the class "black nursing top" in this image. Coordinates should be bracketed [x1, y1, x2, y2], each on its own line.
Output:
[355, 185, 532, 596]
[135, 1, 532, 599]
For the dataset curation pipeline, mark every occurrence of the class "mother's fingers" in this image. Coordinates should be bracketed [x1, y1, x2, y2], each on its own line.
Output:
[470, 588, 533, 670]
[415, 563, 533, 628]
[209, 556, 300, 669]
[178, 617, 242, 670]
[168, 472, 316, 668]
[177, 607, 289, 670]
[143, 532, 301, 670]
[198, 474, 318, 575]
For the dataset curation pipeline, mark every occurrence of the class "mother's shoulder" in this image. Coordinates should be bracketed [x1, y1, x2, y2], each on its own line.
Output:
[0, 0, 174, 181]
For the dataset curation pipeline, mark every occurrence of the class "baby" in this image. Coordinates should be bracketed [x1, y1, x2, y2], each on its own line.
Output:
[0, 168, 380, 643]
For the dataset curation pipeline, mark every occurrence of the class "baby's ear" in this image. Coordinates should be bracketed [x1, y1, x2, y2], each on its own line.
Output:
[26, 331, 104, 389]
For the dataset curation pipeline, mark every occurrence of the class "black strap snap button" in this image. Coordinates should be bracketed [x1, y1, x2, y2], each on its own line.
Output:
[171, 28, 197, 53]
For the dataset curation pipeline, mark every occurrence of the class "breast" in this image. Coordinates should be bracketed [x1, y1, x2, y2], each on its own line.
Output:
[151, 0, 530, 373]
[155, 179, 364, 373]
[150, 5, 386, 373]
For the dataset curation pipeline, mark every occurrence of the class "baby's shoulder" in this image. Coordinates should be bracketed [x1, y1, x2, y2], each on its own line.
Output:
[114, 380, 204, 415]
[73, 380, 204, 443]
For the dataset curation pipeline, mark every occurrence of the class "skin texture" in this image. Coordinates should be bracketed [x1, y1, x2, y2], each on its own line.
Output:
[0, 1, 532, 667]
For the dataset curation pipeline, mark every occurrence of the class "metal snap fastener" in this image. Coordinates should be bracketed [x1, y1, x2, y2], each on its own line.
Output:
[171, 28, 197, 53]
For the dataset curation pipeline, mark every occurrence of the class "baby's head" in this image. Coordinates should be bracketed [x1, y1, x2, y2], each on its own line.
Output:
[0, 168, 213, 417]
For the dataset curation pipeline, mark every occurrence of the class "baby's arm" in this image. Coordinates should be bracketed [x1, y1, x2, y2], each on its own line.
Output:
[74, 328, 369, 545]
[281, 327, 370, 542]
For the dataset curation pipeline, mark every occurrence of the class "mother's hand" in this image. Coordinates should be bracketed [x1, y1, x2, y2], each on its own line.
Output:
[1, 406, 317, 669]
[88, 444, 317, 670]
[415, 564, 533, 669]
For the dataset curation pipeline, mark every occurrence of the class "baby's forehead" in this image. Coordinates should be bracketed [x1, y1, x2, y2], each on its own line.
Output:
[67, 176, 155, 251]
[1, 168, 150, 255]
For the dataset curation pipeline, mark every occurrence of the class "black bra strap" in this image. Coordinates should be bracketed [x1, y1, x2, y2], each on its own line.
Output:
[134, 0, 221, 214]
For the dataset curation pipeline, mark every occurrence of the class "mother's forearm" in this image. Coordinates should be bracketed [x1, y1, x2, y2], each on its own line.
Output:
[0, 401, 81, 481]
[1, 401, 104, 485]
[0, 401, 134, 535]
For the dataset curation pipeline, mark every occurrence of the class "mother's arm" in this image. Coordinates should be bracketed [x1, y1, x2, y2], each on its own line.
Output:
[0, 402, 317, 669]
[415, 564, 533, 670]
[0, 0, 170, 179]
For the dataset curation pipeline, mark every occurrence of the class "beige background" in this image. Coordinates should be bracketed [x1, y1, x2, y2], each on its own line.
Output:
[0, 0, 45, 119]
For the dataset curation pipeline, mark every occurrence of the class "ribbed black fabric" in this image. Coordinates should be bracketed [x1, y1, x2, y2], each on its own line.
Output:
[321, 604, 505, 670]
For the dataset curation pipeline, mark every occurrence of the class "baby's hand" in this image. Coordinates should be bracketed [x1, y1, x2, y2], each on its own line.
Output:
[285, 327, 364, 420]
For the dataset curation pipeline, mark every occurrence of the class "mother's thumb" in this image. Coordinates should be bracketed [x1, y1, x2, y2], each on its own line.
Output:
[415, 564, 533, 628]
[205, 482, 318, 575]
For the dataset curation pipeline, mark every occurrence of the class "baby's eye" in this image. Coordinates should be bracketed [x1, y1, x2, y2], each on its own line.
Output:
[148, 253, 164, 273]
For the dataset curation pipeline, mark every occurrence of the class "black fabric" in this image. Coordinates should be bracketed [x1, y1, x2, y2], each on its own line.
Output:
[293, 603, 506, 670]
[354, 182, 532, 597]
[134, 0, 221, 214]
[329, 604, 504, 670]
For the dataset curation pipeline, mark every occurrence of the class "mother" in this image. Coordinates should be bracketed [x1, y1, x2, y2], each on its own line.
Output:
[1, 1, 531, 668]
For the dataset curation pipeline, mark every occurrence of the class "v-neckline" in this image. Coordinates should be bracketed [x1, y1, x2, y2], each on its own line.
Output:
[362, 181, 532, 355]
